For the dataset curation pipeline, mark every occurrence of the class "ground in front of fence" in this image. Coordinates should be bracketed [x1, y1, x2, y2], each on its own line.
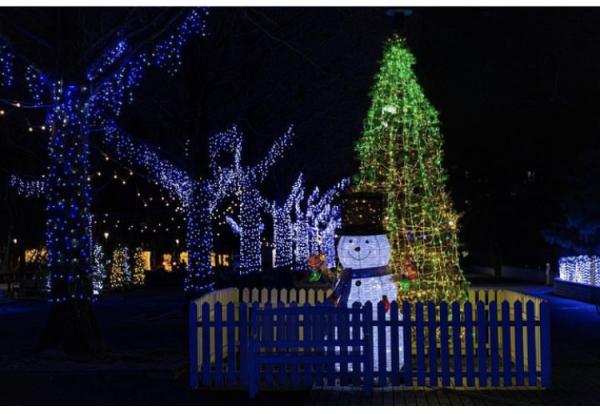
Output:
[1, 283, 600, 404]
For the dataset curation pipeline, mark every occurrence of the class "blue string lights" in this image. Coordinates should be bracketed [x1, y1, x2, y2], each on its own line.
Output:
[2, 9, 210, 301]
[0, 39, 14, 87]
[45, 83, 94, 303]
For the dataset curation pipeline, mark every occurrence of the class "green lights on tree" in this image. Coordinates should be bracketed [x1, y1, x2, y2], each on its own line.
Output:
[354, 35, 468, 303]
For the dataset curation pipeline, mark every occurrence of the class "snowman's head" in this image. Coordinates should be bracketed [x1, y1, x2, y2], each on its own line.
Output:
[337, 234, 391, 269]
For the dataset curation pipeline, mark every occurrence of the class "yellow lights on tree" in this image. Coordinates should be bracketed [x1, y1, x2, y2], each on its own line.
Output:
[109, 245, 131, 288]
[132, 247, 146, 286]
[354, 35, 469, 303]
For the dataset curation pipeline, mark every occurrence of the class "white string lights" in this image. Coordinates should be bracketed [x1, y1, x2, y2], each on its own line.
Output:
[559, 255, 600, 287]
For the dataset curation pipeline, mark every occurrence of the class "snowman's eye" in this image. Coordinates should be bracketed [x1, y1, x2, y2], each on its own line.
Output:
[349, 239, 353, 243]
[365, 240, 369, 244]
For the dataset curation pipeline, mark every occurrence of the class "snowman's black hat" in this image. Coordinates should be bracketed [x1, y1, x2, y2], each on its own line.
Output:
[339, 192, 386, 235]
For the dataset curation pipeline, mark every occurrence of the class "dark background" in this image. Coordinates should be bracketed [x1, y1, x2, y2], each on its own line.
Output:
[1, 7, 598, 271]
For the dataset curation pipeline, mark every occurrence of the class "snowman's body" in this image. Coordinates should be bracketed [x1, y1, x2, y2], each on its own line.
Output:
[335, 234, 404, 371]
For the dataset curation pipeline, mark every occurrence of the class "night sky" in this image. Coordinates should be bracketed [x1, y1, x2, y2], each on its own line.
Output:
[1, 7, 599, 270]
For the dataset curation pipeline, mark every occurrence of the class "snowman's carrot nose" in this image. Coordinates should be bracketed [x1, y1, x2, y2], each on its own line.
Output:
[354, 246, 361, 252]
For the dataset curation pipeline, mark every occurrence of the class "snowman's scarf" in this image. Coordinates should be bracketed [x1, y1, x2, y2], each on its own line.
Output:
[331, 265, 390, 307]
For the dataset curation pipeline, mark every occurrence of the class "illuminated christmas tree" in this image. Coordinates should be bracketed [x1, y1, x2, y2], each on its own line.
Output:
[354, 36, 468, 303]
[109, 246, 131, 289]
[132, 247, 146, 286]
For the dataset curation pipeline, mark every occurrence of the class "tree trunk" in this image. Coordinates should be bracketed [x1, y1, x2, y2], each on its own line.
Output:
[185, 180, 214, 296]
[240, 184, 262, 274]
[38, 300, 103, 354]
[40, 87, 101, 354]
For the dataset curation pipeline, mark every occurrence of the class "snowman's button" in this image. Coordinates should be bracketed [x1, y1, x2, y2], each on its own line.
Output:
[355, 280, 362, 287]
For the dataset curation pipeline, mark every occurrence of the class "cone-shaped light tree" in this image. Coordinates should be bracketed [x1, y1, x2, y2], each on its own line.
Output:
[354, 35, 468, 303]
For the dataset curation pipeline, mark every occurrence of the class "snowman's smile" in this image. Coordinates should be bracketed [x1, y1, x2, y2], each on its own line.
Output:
[347, 247, 373, 261]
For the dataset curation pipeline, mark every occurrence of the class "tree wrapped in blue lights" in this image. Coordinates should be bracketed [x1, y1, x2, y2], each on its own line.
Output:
[1, 9, 210, 352]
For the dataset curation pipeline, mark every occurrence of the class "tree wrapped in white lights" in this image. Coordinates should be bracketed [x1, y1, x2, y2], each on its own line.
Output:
[212, 126, 294, 274]
[271, 174, 304, 268]
[270, 175, 349, 270]
[305, 178, 350, 268]
[90, 244, 106, 296]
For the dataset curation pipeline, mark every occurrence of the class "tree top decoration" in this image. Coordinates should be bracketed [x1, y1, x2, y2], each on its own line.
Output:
[354, 35, 468, 303]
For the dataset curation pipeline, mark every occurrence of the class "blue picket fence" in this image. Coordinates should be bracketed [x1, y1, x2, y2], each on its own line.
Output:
[189, 288, 551, 396]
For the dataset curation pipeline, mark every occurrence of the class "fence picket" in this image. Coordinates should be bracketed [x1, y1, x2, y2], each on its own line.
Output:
[239, 302, 248, 386]
[308, 289, 316, 305]
[526, 301, 537, 387]
[263, 302, 274, 386]
[363, 302, 374, 396]
[514, 301, 525, 386]
[540, 302, 552, 388]
[249, 304, 258, 397]
[476, 301, 487, 387]
[390, 301, 400, 386]
[214, 303, 224, 386]
[416, 302, 425, 386]
[377, 301, 386, 385]
[277, 302, 286, 385]
[489, 301, 500, 387]
[227, 302, 236, 385]
[352, 302, 362, 387]
[452, 301, 462, 387]
[280, 288, 288, 304]
[299, 289, 307, 305]
[340, 303, 350, 386]
[189, 302, 199, 389]
[326, 302, 336, 386]
[315, 305, 325, 386]
[290, 302, 300, 386]
[302, 303, 313, 386]
[402, 301, 412, 387]
[440, 301, 450, 387]
[428, 302, 438, 387]
[464, 301, 475, 386]
[201, 302, 211, 386]
[501, 301, 512, 387]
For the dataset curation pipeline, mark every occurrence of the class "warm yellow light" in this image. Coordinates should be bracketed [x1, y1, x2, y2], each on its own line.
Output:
[162, 254, 173, 272]
[24, 247, 48, 263]
[179, 251, 188, 266]
[142, 251, 151, 271]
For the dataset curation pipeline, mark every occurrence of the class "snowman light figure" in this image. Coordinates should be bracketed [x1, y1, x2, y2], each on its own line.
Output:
[330, 193, 404, 372]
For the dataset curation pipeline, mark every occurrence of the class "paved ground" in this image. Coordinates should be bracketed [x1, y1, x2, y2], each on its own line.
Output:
[1, 279, 599, 405]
